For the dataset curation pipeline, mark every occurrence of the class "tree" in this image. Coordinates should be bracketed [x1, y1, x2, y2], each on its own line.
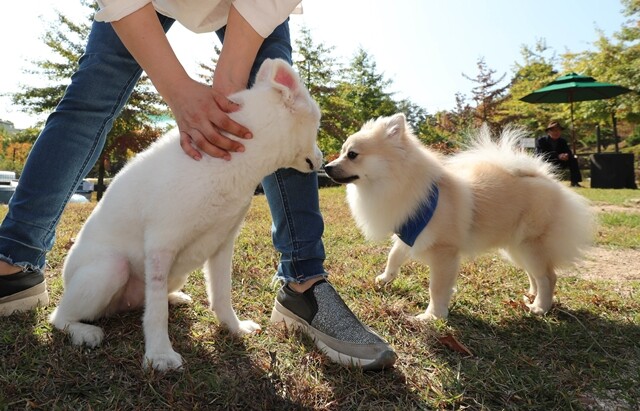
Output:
[10, 1, 169, 196]
[503, 40, 562, 133]
[462, 57, 510, 133]
[293, 26, 349, 155]
[562, 0, 640, 129]
[338, 48, 398, 129]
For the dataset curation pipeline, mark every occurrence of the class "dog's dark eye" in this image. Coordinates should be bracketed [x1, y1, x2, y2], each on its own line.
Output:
[347, 151, 358, 160]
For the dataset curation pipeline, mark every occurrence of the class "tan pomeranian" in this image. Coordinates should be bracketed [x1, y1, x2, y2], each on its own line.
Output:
[325, 113, 593, 320]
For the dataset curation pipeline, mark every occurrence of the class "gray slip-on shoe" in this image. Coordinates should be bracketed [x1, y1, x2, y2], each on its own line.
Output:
[271, 279, 397, 371]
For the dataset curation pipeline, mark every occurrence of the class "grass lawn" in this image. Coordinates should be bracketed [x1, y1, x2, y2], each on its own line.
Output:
[1, 186, 639, 410]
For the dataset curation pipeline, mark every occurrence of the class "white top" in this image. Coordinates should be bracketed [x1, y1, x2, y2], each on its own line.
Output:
[94, 0, 302, 37]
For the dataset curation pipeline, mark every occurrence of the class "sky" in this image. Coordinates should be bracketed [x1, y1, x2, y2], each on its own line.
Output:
[0, 0, 630, 129]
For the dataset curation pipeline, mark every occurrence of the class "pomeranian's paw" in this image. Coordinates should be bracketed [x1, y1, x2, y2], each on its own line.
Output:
[526, 302, 551, 315]
[524, 295, 552, 315]
[375, 273, 395, 285]
[416, 306, 448, 321]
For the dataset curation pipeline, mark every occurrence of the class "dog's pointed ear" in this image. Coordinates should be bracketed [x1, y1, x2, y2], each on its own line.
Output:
[256, 58, 300, 106]
[386, 113, 407, 139]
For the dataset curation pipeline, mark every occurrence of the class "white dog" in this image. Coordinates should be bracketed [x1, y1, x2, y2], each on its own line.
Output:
[50, 58, 322, 371]
[324, 113, 592, 320]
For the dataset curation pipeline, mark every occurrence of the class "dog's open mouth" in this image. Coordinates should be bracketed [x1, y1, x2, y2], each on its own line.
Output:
[330, 175, 359, 184]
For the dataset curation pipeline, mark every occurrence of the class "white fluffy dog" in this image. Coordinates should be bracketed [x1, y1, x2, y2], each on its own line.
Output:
[325, 113, 592, 320]
[50, 58, 322, 371]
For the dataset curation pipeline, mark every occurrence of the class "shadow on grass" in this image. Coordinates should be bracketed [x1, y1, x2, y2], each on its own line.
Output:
[0, 304, 421, 410]
[1, 307, 308, 410]
[430, 304, 640, 410]
[266, 324, 424, 409]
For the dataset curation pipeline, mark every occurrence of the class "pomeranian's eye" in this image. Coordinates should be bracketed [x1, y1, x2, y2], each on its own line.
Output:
[347, 151, 358, 160]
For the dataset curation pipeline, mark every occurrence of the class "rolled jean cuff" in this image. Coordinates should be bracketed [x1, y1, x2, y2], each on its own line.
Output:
[0, 238, 46, 272]
[275, 257, 327, 284]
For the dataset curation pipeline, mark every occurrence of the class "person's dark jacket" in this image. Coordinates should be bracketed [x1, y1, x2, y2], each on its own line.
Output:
[535, 135, 573, 165]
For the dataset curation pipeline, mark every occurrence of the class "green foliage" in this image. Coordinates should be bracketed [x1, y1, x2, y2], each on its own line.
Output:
[293, 27, 352, 156]
[504, 7, 640, 147]
[9, 0, 168, 178]
[1, 188, 639, 410]
[502, 41, 562, 133]
[627, 125, 640, 146]
[293, 31, 404, 157]
[462, 57, 511, 133]
[7, 3, 640, 164]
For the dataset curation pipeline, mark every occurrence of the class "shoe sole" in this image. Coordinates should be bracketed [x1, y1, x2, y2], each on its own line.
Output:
[0, 282, 49, 316]
[271, 300, 397, 371]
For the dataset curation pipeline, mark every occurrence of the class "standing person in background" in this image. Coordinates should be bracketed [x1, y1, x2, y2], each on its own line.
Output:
[0, 0, 397, 371]
[536, 121, 583, 187]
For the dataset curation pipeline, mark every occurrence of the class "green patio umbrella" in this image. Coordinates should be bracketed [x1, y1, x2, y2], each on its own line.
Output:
[520, 72, 632, 152]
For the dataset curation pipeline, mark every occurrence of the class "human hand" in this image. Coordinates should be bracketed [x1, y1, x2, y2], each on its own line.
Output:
[109, 4, 252, 161]
[559, 153, 569, 161]
[167, 77, 252, 161]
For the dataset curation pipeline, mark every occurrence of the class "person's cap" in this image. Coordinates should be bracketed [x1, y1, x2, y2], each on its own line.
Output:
[545, 121, 564, 131]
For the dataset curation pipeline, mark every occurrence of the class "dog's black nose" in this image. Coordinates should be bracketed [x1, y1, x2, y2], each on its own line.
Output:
[324, 165, 334, 176]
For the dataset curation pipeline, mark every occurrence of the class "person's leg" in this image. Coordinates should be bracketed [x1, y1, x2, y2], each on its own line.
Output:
[216, 21, 396, 370]
[0, 15, 176, 316]
[568, 155, 582, 186]
[217, 21, 326, 285]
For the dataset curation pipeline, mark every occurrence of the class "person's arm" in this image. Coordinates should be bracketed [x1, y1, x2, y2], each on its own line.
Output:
[111, 3, 253, 160]
[536, 137, 559, 161]
[557, 138, 573, 161]
[210, 5, 264, 100]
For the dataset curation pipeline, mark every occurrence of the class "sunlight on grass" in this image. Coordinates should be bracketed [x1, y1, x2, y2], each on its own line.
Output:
[597, 211, 640, 248]
[577, 187, 640, 206]
[0, 185, 639, 410]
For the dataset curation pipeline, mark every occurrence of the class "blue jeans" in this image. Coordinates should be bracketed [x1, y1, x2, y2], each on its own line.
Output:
[0, 14, 326, 284]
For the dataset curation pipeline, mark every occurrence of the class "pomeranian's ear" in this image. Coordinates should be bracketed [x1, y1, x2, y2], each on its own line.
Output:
[256, 58, 300, 107]
[386, 113, 407, 140]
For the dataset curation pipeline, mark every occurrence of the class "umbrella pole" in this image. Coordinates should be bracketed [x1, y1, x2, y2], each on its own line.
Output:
[570, 100, 577, 154]
[612, 112, 619, 153]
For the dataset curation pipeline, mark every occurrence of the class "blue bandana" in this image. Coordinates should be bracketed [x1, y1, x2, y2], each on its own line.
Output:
[396, 184, 439, 247]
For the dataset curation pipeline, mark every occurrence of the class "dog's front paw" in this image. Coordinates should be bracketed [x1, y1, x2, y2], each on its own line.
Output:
[375, 273, 394, 285]
[416, 305, 448, 321]
[524, 295, 552, 315]
[68, 324, 105, 347]
[144, 350, 184, 371]
[168, 291, 192, 306]
[233, 320, 261, 336]
[526, 301, 551, 315]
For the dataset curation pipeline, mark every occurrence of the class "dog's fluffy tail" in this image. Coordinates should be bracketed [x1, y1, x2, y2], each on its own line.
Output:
[451, 124, 557, 180]
[453, 124, 594, 267]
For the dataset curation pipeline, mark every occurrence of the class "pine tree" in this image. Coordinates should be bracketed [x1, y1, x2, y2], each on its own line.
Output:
[10, 1, 169, 197]
[462, 57, 510, 133]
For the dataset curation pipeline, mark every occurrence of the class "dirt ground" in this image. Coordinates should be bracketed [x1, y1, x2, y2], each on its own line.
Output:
[559, 245, 640, 281]
[558, 204, 640, 282]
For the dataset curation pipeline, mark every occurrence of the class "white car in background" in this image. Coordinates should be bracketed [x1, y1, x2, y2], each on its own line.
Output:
[0, 171, 93, 204]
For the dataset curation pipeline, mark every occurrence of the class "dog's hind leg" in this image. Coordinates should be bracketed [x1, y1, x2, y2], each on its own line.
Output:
[204, 240, 261, 335]
[417, 247, 460, 321]
[49, 257, 130, 347]
[503, 250, 537, 296]
[376, 239, 411, 285]
[506, 246, 556, 315]
[142, 248, 183, 371]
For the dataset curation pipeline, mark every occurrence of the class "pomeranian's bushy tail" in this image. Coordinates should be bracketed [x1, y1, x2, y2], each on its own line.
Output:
[454, 124, 594, 266]
[451, 124, 558, 180]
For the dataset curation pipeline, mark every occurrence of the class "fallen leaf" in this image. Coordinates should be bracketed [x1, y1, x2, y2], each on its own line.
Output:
[438, 333, 473, 356]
